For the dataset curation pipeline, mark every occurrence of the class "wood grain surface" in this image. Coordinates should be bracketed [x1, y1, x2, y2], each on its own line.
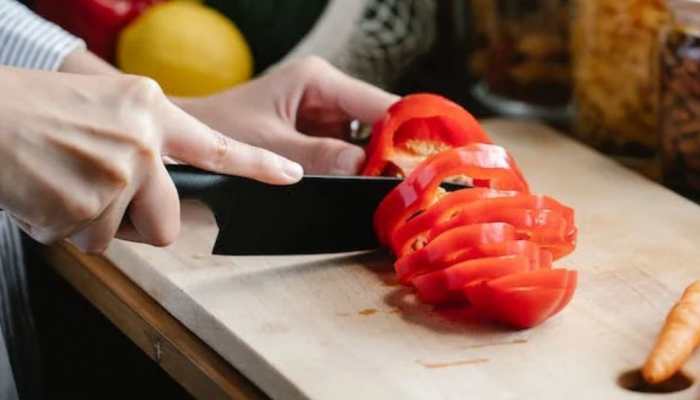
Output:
[102, 119, 700, 399]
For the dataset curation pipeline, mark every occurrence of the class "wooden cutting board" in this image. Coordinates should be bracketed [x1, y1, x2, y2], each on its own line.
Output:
[104, 119, 700, 399]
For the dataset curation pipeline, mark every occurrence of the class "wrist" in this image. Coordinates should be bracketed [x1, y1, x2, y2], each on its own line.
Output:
[59, 49, 120, 75]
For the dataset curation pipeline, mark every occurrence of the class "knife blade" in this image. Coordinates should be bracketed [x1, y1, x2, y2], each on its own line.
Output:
[167, 164, 467, 255]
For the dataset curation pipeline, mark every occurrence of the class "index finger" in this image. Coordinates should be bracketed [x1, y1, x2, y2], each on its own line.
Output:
[158, 101, 304, 185]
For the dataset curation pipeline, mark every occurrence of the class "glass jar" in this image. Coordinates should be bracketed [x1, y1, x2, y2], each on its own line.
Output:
[572, 0, 670, 157]
[468, 0, 572, 120]
[659, 0, 700, 195]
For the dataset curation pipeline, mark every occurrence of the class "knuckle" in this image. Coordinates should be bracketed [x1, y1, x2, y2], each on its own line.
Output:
[67, 199, 102, 223]
[211, 134, 232, 171]
[52, 190, 101, 224]
[293, 56, 331, 79]
[125, 76, 164, 106]
[117, 129, 159, 175]
[134, 138, 158, 165]
[109, 165, 131, 189]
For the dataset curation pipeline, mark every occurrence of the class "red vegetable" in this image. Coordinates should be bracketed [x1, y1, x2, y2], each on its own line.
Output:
[36, 0, 163, 62]
[373, 144, 529, 246]
[362, 94, 491, 177]
[364, 94, 578, 329]
[412, 254, 537, 305]
[464, 269, 577, 329]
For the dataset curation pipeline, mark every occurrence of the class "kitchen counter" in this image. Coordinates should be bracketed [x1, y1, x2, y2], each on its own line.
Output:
[44, 119, 700, 399]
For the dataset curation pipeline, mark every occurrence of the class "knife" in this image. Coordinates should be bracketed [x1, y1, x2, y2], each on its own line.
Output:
[167, 164, 467, 255]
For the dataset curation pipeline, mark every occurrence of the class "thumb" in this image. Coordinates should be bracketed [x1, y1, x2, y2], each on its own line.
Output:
[277, 133, 366, 175]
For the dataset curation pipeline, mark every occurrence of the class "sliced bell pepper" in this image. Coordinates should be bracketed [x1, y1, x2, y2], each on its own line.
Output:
[364, 93, 578, 330]
[394, 222, 518, 283]
[389, 188, 518, 257]
[412, 255, 534, 305]
[464, 269, 577, 329]
[403, 238, 553, 290]
[391, 191, 575, 259]
[373, 144, 529, 245]
[425, 195, 577, 259]
[362, 94, 491, 177]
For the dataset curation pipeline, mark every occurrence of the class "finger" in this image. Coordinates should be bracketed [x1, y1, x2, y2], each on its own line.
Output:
[266, 127, 366, 175]
[127, 161, 180, 247]
[296, 108, 352, 139]
[68, 178, 140, 253]
[160, 102, 303, 184]
[115, 216, 145, 243]
[68, 199, 126, 254]
[305, 59, 399, 124]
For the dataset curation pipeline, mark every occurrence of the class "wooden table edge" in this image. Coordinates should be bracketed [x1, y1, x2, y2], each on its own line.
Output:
[43, 242, 269, 400]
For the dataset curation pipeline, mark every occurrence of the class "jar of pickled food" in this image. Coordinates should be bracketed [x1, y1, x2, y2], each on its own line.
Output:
[572, 0, 670, 157]
[468, 0, 572, 120]
[659, 0, 700, 195]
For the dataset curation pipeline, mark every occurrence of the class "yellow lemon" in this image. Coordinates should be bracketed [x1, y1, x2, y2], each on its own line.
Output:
[117, 1, 253, 97]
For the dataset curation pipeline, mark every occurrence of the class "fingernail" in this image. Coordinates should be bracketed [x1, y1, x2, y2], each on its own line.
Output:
[336, 147, 365, 174]
[282, 160, 304, 181]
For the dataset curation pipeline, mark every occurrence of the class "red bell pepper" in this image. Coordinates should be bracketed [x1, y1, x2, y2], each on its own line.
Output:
[412, 255, 536, 305]
[362, 94, 492, 177]
[364, 94, 579, 329]
[394, 222, 519, 283]
[464, 269, 577, 329]
[373, 144, 529, 246]
[425, 195, 577, 259]
[388, 188, 518, 257]
[35, 0, 163, 62]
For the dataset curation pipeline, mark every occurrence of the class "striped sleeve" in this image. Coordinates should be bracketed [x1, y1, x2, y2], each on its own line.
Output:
[0, 0, 85, 71]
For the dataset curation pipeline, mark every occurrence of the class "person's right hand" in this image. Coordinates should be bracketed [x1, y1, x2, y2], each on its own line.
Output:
[0, 67, 303, 253]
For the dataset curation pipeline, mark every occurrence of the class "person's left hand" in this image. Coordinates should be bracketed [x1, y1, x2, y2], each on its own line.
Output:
[176, 56, 399, 175]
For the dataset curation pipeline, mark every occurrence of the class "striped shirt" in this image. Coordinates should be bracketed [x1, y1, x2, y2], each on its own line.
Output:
[0, 0, 84, 71]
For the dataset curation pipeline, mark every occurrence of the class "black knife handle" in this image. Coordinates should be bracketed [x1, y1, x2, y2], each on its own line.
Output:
[166, 164, 228, 203]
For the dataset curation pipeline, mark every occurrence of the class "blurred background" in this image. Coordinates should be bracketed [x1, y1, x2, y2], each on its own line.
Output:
[28, 0, 682, 188]
[17, 0, 700, 397]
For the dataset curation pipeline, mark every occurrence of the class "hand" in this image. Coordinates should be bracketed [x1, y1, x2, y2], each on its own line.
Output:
[177, 56, 400, 175]
[0, 67, 303, 253]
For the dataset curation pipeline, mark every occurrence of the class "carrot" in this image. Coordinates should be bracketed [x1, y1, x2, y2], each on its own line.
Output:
[643, 280, 700, 384]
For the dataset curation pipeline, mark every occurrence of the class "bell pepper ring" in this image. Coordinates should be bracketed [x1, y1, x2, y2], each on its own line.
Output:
[373, 144, 530, 246]
[464, 269, 577, 329]
[412, 255, 537, 305]
[389, 188, 519, 257]
[362, 94, 492, 177]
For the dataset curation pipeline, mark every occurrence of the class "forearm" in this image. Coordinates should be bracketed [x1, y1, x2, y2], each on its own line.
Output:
[58, 48, 119, 75]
